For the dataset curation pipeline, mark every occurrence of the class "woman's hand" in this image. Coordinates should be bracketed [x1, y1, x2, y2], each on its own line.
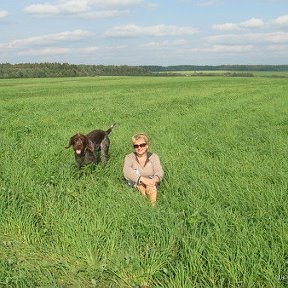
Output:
[140, 176, 159, 187]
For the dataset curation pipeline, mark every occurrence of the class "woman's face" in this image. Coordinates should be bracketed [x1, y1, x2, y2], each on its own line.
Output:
[133, 138, 148, 156]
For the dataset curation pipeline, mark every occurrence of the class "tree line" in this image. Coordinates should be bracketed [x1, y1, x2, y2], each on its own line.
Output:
[141, 64, 288, 72]
[0, 63, 151, 79]
[0, 63, 288, 78]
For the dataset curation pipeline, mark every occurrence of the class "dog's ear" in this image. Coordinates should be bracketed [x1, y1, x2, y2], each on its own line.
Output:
[86, 139, 94, 152]
[65, 136, 74, 149]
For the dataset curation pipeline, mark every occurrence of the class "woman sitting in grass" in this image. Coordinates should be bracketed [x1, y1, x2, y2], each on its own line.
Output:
[123, 133, 164, 206]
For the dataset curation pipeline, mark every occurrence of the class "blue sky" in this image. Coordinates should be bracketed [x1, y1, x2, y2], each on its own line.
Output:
[0, 0, 288, 65]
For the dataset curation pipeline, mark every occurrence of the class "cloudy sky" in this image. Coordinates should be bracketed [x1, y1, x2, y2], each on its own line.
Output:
[0, 0, 288, 65]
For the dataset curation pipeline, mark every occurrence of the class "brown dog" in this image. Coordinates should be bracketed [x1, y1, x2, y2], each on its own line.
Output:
[65, 123, 116, 168]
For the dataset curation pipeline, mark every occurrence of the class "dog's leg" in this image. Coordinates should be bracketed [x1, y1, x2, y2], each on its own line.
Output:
[100, 137, 110, 165]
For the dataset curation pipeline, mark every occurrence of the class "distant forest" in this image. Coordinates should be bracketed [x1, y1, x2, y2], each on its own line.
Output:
[0, 63, 288, 78]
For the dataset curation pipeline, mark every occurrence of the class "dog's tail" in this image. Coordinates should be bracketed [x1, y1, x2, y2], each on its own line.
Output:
[106, 123, 116, 135]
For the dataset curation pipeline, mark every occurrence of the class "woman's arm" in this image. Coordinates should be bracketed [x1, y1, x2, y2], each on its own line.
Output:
[151, 154, 164, 182]
[123, 154, 141, 184]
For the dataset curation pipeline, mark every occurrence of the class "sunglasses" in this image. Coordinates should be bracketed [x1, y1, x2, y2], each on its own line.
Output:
[133, 143, 147, 149]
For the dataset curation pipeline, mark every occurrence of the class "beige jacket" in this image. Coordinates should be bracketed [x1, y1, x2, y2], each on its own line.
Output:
[123, 152, 164, 186]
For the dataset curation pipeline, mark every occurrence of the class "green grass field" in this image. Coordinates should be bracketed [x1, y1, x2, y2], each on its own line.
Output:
[0, 76, 287, 287]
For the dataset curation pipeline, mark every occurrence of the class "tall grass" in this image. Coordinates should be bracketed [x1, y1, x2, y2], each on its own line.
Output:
[0, 76, 287, 287]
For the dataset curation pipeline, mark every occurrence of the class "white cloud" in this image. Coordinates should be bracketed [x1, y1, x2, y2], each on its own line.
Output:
[142, 39, 188, 48]
[213, 15, 288, 33]
[104, 24, 199, 37]
[207, 32, 288, 44]
[199, 0, 221, 7]
[146, 3, 159, 9]
[0, 10, 8, 19]
[17, 46, 102, 57]
[267, 45, 288, 56]
[0, 30, 91, 49]
[18, 47, 70, 56]
[90, 0, 143, 7]
[1, 37, 128, 58]
[79, 9, 129, 19]
[212, 23, 241, 31]
[213, 17, 264, 31]
[208, 44, 254, 53]
[104, 45, 127, 50]
[187, 44, 254, 54]
[78, 46, 98, 53]
[272, 14, 288, 26]
[24, 0, 143, 16]
[267, 31, 288, 43]
[267, 44, 288, 52]
[241, 18, 264, 29]
[24, 3, 59, 15]
[177, 0, 222, 7]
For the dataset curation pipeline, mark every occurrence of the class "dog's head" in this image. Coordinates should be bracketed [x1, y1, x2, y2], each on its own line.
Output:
[65, 133, 94, 155]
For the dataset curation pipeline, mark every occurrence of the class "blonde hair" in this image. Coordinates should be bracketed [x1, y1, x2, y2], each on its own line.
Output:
[131, 133, 149, 144]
